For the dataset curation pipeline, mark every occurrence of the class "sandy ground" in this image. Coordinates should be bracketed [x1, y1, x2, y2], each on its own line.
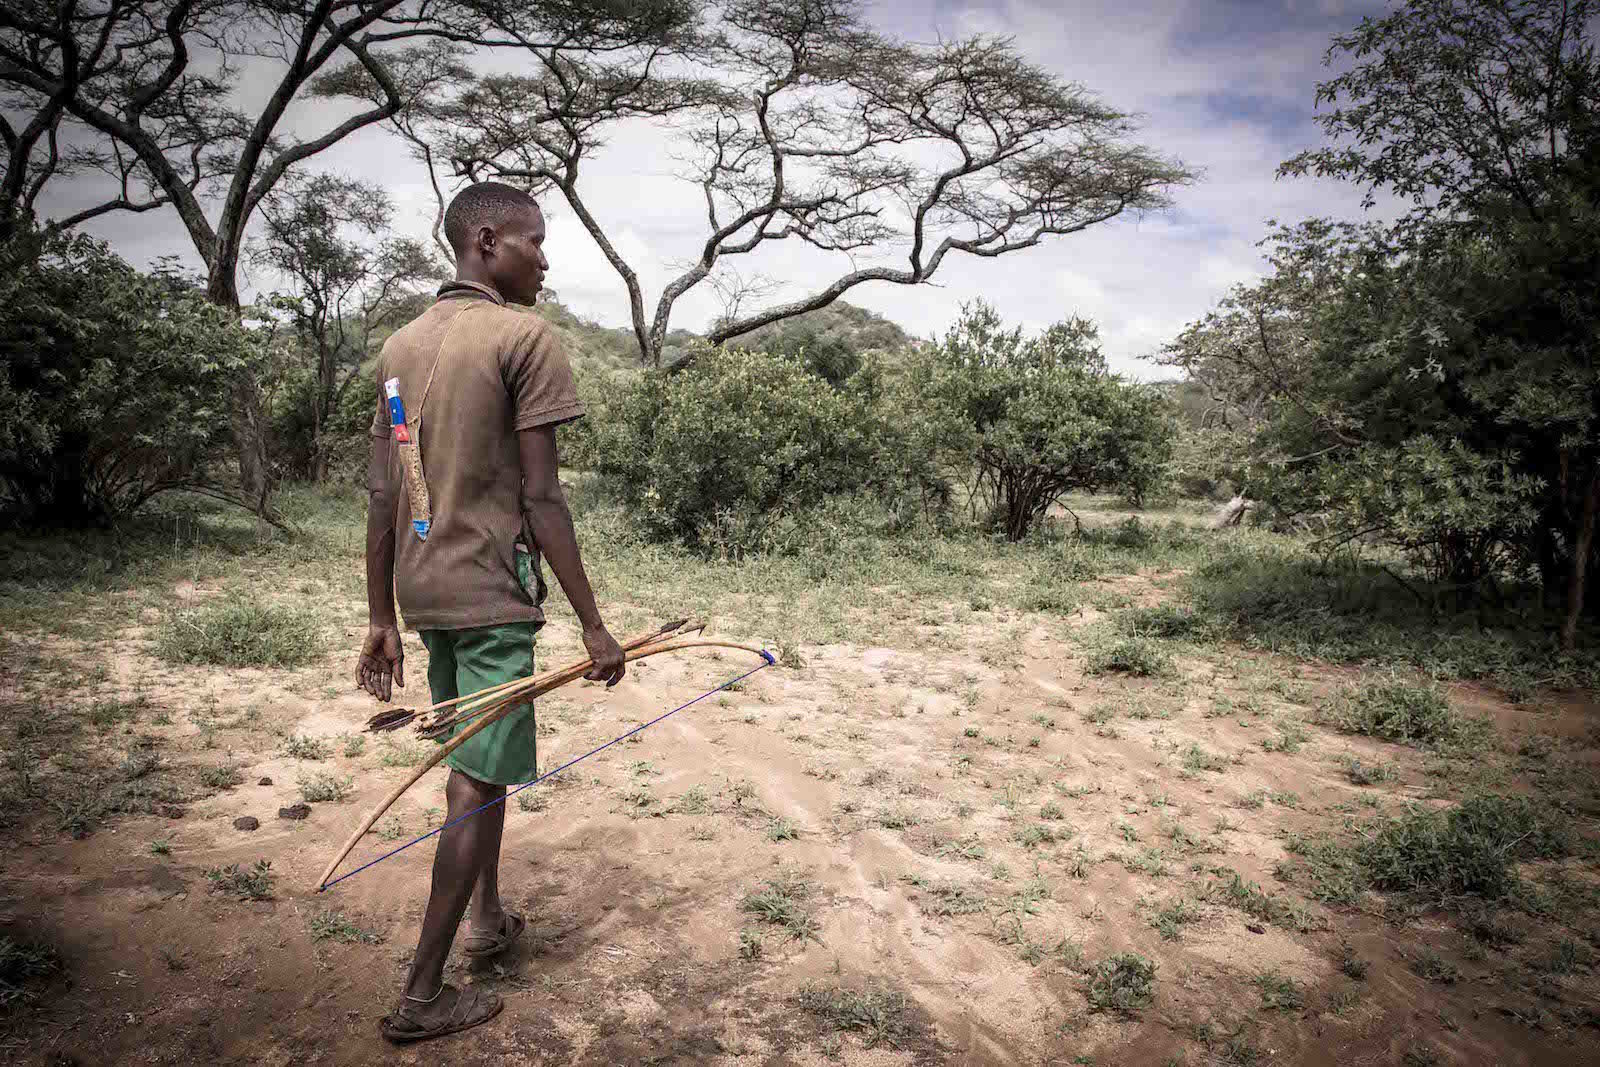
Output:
[2, 572, 1598, 1066]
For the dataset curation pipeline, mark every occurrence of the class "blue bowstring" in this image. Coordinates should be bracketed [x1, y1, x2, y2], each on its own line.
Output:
[317, 649, 776, 892]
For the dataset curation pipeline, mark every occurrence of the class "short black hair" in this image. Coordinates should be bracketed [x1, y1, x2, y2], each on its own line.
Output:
[443, 181, 540, 257]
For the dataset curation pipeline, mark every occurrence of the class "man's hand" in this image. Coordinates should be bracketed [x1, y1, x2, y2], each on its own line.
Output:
[581, 623, 626, 687]
[357, 624, 405, 702]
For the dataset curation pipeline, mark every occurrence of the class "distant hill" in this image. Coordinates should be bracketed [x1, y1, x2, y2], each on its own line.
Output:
[366, 293, 920, 384]
[718, 301, 916, 358]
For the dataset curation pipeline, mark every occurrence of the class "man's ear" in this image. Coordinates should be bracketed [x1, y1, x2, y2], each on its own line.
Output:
[477, 225, 497, 256]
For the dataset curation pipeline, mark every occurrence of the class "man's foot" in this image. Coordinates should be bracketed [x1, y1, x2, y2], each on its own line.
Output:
[380, 983, 502, 1044]
[463, 911, 526, 959]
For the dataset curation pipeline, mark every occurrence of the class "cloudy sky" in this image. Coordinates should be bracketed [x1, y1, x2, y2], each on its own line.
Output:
[34, 0, 1403, 379]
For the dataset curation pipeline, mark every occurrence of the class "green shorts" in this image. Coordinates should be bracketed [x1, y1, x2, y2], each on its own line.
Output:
[421, 622, 538, 786]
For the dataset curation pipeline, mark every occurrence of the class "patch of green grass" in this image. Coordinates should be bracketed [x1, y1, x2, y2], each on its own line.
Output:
[1281, 832, 1365, 905]
[1014, 824, 1065, 850]
[1181, 745, 1227, 774]
[1121, 848, 1169, 878]
[1201, 870, 1318, 933]
[297, 771, 352, 803]
[1343, 757, 1397, 786]
[89, 697, 150, 730]
[1408, 949, 1460, 984]
[904, 878, 988, 918]
[738, 928, 763, 959]
[283, 734, 331, 760]
[1084, 953, 1156, 1015]
[1181, 546, 1600, 694]
[1260, 721, 1309, 754]
[874, 806, 920, 830]
[1085, 638, 1173, 678]
[1117, 604, 1217, 641]
[149, 837, 172, 856]
[118, 749, 163, 780]
[1336, 939, 1369, 980]
[341, 734, 366, 758]
[766, 816, 801, 842]
[1356, 795, 1573, 903]
[741, 869, 822, 944]
[156, 596, 321, 669]
[1150, 899, 1201, 941]
[1321, 679, 1492, 749]
[796, 984, 918, 1050]
[669, 785, 712, 815]
[378, 739, 431, 767]
[205, 859, 274, 900]
[198, 764, 244, 789]
[1253, 970, 1303, 1011]
[308, 910, 381, 944]
[619, 783, 655, 811]
[937, 834, 986, 861]
[0, 934, 61, 1008]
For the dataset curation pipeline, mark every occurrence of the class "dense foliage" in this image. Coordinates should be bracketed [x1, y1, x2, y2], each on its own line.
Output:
[0, 227, 267, 526]
[1163, 0, 1600, 645]
[917, 302, 1175, 540]
[577, 346, 904, 556]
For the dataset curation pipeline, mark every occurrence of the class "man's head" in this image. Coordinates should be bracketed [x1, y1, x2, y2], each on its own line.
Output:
[443, 182, 548, 305]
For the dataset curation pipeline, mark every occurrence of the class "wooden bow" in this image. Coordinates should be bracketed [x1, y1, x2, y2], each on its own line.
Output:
[314, 618, 774, 891]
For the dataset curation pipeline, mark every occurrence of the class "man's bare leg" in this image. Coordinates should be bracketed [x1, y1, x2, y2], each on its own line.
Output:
[466, 799, 509, 940]
[398, 769, 506, 1022]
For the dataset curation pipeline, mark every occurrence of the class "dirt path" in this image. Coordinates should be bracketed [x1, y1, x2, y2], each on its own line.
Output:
[3, 573, 1598, 1066]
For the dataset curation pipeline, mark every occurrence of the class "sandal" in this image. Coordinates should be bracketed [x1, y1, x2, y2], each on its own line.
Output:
[380, 983, 503, 1044]
[463, 912, 526, 959]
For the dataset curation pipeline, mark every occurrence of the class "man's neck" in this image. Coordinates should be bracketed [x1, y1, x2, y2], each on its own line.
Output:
[444, 275, 505, 303]
[446, 274, 506, 304]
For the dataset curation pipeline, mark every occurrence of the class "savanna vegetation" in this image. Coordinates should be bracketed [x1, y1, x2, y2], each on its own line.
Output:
[1, 1, 1597, 1065]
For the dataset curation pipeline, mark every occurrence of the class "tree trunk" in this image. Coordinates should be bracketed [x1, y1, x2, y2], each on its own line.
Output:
[207, 264, 272, 515]
[1562, 468, 1600, 651]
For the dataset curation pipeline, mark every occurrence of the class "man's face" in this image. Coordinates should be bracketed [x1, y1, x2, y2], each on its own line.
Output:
[484, 204, 548, 306]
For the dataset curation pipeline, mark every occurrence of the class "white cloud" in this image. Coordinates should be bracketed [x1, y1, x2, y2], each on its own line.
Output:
[31, 0, 1405, 380]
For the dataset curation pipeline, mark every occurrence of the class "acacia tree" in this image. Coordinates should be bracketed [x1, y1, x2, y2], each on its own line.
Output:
[253, 172, 447, 481]
[357, 0, 1192, 368]
[0, 0, 698, 506]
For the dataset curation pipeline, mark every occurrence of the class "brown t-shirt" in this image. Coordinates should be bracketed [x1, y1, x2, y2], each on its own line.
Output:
[369, 280, 585, 632]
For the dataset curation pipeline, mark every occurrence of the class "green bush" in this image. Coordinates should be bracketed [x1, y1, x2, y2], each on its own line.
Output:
[1085, 953, 1157, 1014]
[1117, 604, 1216, 641]
[1324, 679, 1491, 748]
[157, 596, 321, 668]
[0, 934, 61, 1009]
[0, 225, 268, 525]
[1086, 637, 1174, 677]
[1356, 795, 1573, 902]
[580, 346, 910, 555]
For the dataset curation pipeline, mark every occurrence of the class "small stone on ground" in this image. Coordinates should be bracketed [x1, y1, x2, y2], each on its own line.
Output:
[234, 816, 260, 831]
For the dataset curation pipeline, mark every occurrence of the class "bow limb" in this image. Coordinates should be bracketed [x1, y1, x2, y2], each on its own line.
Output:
[315, 636, 774, 891]
[417, 637, 774, 737]
[366, 618, 703, 733]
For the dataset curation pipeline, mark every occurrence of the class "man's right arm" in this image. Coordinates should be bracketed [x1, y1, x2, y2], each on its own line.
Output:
[357, 431, 406, 701]
[517, 424, 625, 686]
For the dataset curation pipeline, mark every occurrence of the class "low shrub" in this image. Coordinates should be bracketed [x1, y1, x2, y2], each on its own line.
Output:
[157, 596, 321, 669]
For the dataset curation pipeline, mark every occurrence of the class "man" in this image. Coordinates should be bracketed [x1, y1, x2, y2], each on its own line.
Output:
[355, 181, 626, 1043]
